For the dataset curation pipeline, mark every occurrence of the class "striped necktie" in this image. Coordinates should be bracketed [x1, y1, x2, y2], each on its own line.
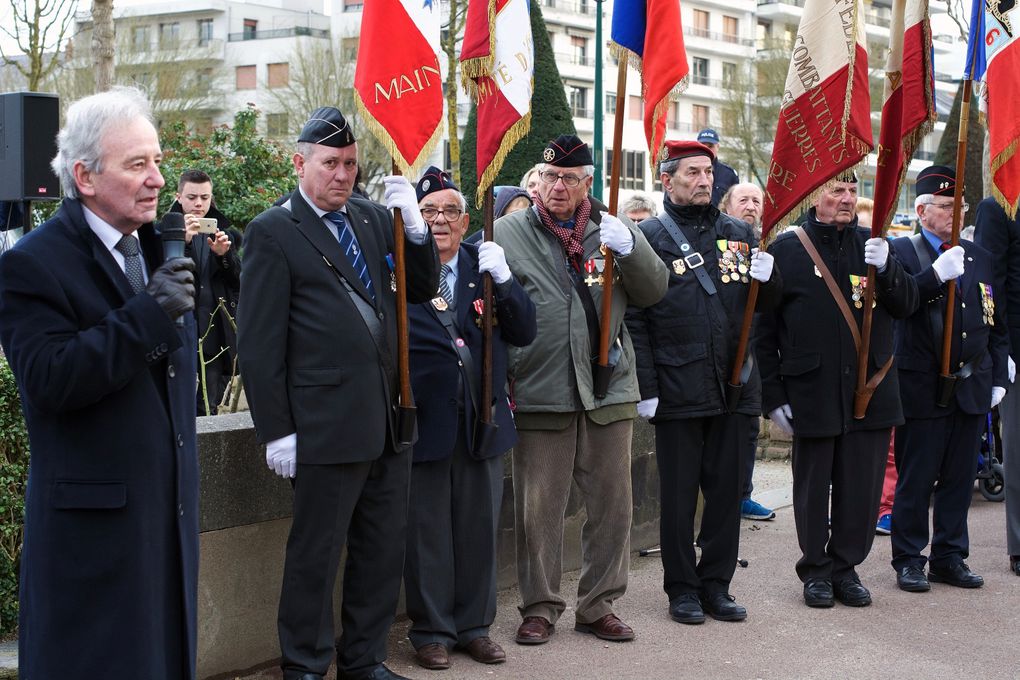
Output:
[325, 211, 374, 299]
[438, 263, 454, 309]
[114, 234, 145, 294]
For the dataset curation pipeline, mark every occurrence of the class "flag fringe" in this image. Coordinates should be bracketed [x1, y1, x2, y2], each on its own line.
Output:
[460, 0, 498, 94]
[767, 155, 869, 235]
[353, 94, 444, 176]
[840, 0, 863, 142]
[644, 74, 689, 175]
[475, 110, 532, 206]
[991, 137, 1020, 220]
[608, 42, 642, 74]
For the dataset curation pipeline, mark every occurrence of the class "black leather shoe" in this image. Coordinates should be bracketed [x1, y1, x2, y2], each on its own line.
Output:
[929, 561, 984, 588]
[361, 665, 412, 680]
[803, 578, 834, 608]
[293, 675, 324, 680]
[700, 592, 747, 622]
[833, 577, 872, 606]
[668, 593, 705, 624]
[1010, 555, 1020, 576]
[896, 565, 930, 592]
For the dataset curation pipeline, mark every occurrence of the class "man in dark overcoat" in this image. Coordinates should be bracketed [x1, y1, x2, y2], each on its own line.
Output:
[237, 107, 439, 680]
[404, 167, 536, 670]
[0, 88, 199, 679]
[756, 174, 918, 609]
[890, 166, 1008, 592]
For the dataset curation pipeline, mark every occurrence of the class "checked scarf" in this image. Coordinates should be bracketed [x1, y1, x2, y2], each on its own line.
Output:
[534, 194, 592, 268]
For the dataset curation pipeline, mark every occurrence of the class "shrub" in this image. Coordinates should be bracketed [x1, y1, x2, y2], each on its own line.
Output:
[0, 356, 29, 637]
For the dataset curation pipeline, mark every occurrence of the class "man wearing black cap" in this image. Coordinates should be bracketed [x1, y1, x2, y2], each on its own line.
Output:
[237, 107, 439, 680]
[403, 167, 536, 670]
[756, 174, 918, 609]
[697, 128, 739, 206]
[626, 140, 781, 625]
[888, 166, 1007, 593]
[493, 135, 668, 645]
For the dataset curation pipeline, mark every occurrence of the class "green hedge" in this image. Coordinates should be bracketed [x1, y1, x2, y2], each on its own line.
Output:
[0, 356, 28, 637]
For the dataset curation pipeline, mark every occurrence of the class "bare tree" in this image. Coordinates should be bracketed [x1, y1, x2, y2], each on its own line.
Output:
[440, 0, 469, 184]
[90, 0, 114, 92]
[940, 0, 970, 41]
[0, 0, 76, 91]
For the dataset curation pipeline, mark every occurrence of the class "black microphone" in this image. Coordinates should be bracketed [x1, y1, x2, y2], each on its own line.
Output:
[160, 212, 188, 327]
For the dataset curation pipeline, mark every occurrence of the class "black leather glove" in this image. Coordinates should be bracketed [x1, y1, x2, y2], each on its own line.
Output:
[146, 257, 196, 320]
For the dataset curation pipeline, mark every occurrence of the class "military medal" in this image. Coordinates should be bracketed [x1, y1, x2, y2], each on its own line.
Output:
[391, 272, 398, 292]
[980, 283, 995, 325]
[431, 296, 449, 311]
[849, 274, 867, 309]
[672, 258, 687, 276]
[584, 258, 600, 286]
[721, 273, 731, 283]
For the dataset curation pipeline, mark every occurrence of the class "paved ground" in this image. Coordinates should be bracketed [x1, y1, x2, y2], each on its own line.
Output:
[236, 461, 1020, 680]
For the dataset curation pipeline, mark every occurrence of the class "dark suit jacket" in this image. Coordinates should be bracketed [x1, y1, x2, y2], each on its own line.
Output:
[408, 243, 536, 461]
[891, 235, 1008, 417]
[975, 196, 1020, 359]
[0, 198, 199, 680]
[756, 211, 919, 436]
[237, 190, 439, 463]
[711, 159, 740, 207]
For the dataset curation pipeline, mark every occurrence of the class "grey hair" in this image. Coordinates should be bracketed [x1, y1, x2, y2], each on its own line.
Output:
[914, 193, 934, 210]
[659, 158, 681, 176]
[520, 164, 543, 189]
[51, 87, 154, 199]
[718, 182, 763, 213]
[621, 192, 656, 215]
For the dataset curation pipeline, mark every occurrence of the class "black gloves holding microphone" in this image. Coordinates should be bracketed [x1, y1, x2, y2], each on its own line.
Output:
[146, 257, 196, 321]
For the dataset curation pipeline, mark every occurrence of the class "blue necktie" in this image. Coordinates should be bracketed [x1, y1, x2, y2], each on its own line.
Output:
[325, 211, 374, 299]
[438, 263, 454, 309]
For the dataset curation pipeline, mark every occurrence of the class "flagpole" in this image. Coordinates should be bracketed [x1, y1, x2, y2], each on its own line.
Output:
[390, 161, 416, 443]
[727, 274, 760, 410]
[481, 189, 495, 425]
[594, 51, 629, 399]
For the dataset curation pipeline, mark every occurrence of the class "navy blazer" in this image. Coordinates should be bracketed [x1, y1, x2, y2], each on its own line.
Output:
[0, 198, 199, 679]
[891, 234, 1008, 417]
[408, 242, 536, 461]
[974, 196, 1020, 358]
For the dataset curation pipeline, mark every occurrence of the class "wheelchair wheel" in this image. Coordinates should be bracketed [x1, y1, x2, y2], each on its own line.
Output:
[980, 462, 1005, 502]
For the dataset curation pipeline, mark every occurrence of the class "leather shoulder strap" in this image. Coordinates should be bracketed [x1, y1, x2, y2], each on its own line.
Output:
[792, 226, 861, 350]
[657, 211, 717, 296]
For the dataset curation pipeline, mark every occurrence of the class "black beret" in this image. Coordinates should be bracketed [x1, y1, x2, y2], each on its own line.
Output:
[541, 135, 593, 167]
[298, 107, 356, 148]
[415, 166, 458, 202]
[915, 165, 956, 197]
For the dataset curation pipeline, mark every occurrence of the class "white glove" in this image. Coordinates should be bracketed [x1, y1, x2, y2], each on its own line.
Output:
[749, 249, 774, 283]
[1009, 356, 1015, 384]
[599, 213, 634, 256]
[266, 432, 297, 478]
[769, 404, 794, 435]
[992, 386, 1007, 408]
[932, 245, 965, 283]
[383, 175, 428, 243]
[477, 241, 511, 284]
[864, 237, 889, 273]
[637, 397, 659, 418]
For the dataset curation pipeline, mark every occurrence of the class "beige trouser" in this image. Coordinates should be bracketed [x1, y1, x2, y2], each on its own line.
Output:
[513, 413, 633, 625]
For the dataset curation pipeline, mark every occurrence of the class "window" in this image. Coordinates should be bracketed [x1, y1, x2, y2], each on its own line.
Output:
[568, 86, 588, 118]
[692, 104, 710, 130]
[666, 101, 679, 128]
[692, 57, 709, 86]
[159, 22, 180, 48]
[197, 19, 214, 46]
[243, 19, 257, 40]
[343, 0, 364, 10]
[268, 62, 290, 88]
[692, 9, 710, 38]
[606, 92, 616, 115]
[342, 37, 359, 61]
[235, 65, 256, 90]
[267, 113, 289, 137]
[628, 95, 643, 121]
[722, 62, 737, 87]
[723, 16, 739, 43]
[195, 68, 213, 90]
[606, 150, 647, 191]
[757, 20, 772, 44]
[571, 36, 588, 65]
[131, 25, 150, 51]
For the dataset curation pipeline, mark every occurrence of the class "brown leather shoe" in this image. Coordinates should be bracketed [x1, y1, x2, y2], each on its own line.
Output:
[462, 636, 506, 664]
[414, 642, 450, 670]
[514, 616, 554, 645]
[573, 613, 635, 642]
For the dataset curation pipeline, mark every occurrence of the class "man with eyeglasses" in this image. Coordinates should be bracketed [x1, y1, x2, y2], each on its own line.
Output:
[403, 167, 536, 671]
[887, 165, 1007, 593]
[493, 135, 668, 646]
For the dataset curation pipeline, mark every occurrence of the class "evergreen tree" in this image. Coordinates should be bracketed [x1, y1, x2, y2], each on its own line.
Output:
[933, 80, 984, 219]
[459, 0, 576, 229]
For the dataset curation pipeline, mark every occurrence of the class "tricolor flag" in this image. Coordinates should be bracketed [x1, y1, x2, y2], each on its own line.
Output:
[969, 0, 1020, 217]
[461, 0, 534, 205]
[870, 0, 936, 234]
[610, 0, 689, 170]
[762, 0, 873, 235]
[353, 0, 444, 174]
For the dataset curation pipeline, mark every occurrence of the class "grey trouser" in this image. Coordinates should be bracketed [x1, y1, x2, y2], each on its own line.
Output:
[513, 413, 633, 625]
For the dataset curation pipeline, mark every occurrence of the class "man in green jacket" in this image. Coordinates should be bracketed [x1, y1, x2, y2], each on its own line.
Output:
[493, 135, 668, 645]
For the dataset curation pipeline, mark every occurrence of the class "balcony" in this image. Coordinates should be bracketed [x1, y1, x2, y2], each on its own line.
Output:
[227, 26, 329, 42]
[684, 27, 757, 48]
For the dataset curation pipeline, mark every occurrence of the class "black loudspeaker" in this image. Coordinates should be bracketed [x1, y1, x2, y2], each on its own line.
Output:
[0, 92, 60, 202]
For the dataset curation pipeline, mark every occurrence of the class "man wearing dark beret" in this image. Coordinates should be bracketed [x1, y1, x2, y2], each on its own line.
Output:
[888, 165, 1007, 593]
[492, 134, 669, 645]
[757, 174, 918, 609]
[626, 140, 781, 625]
[403, 167, 536, 670]
[237, 106, 439, 680]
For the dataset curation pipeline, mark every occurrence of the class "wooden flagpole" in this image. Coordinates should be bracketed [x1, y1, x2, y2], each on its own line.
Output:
[390, 161, 415, 442]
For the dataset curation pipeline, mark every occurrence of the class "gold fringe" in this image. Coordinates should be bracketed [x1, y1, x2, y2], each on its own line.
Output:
[840, 0, 862, 143]
[608, 42, 642, 74]
[643, 74, 690, 175]
[354, 92, 445, 176]
[474, 110, 532, 206]
[460, 0, 498, 95]
[991, 137, 1020, 220]
[768, 157, 869, 235]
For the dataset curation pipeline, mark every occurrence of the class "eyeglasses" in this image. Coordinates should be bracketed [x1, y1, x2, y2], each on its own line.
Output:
[928, 201, 969, 213]
[539, 170, 588, 187]
[421, 207, 464, 222]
